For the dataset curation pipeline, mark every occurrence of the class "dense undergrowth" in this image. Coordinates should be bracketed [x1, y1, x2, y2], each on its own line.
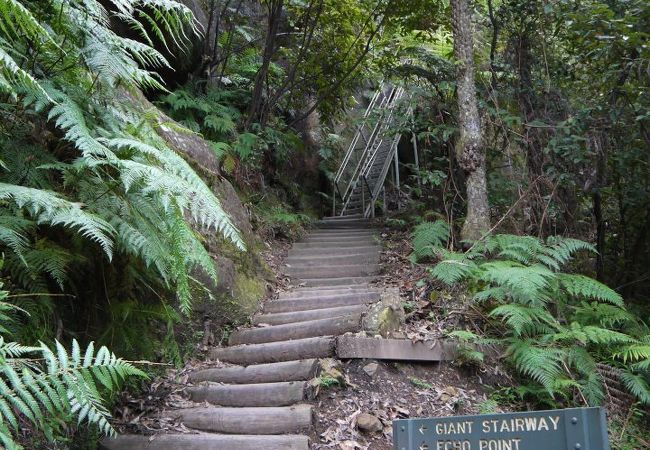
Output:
[408, 219, 650, 446]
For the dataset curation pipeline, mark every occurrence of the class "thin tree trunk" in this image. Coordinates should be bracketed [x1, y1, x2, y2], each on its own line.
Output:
[246, 0, 283, 129]
[450, 0, 490, 241]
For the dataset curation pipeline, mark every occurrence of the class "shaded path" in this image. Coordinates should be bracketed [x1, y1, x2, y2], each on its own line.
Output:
[103, 216, 382, 449]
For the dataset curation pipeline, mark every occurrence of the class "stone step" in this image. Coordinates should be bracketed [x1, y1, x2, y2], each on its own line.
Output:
[302, 276, 377, 287]
[186, 381, 310, 407]
[209, 337, 335, 365]
[288, 245, 379, 257]
[287, 264, 380, 279]
[101, 433, 309, 450]
[170, 405, 312, 434]
[189, 359, 319, 384]
[229, 315, 361, 346]
[286, 253, 379, 266]
[265, 292, 379, 313]
[253, 305, 367, 326]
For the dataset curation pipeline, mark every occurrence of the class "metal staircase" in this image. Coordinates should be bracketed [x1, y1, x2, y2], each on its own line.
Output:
[332, 83, 408, 217]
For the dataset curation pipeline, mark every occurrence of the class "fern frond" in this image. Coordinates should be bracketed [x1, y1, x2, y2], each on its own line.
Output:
[489, 304, 559, 336]
[507, 339, 567, 393]
[618, 371, 650, 404]
[573, 302, 635, 327]
[0, 45, 50, 100]
[478, 262, 554, 305]
[558, 274, 624, 307]
[410, 220, 450, 261]
[615, 344, 650, 363]
[0, 183, 114, 259]
[544, 236, 596, 266]
[0, 337, 145, 447]
[551, 322, 635, 345]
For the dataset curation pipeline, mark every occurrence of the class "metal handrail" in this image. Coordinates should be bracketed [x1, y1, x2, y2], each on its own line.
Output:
[332, 83, 409, 217]
[333, 85, 384, 185]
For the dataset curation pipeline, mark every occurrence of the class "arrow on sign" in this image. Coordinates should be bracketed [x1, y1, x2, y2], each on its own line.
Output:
[419, 425, 428, 435]
[419, 443, 429, 450]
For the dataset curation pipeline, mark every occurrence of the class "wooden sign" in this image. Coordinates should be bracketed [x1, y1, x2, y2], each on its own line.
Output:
[393, 407, 610, 450]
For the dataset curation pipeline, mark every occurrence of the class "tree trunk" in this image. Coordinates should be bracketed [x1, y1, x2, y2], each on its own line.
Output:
[450, 0, 490, 241]
[245, 0, 283, 129]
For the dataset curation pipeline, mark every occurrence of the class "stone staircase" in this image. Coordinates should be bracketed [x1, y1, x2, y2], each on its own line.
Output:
[102, 215, 382, 450]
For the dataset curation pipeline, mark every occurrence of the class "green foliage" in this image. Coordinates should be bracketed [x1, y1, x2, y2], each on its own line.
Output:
[0, 0, 243, 336]
[317, 375, 340, 388]
[253, 204, 311, 240]
[408, 376, 434, 389]
[428, 233, 650, 406]
[410, 220, 450, 262]
[0, 278, 145, 449]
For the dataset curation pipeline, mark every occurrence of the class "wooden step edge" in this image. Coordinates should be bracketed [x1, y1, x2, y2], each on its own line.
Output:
[301, 276, 378, 287]
[100, 433, 310, 450]
[186, 380, 311, 407]
[169, 404, 313, 434]
[208, 336, 336, 365]
[253, 305, 367, 326]
[228, 314, 361, 346]
[264, 294, 378, 314]
[189, 359, 319, 384]
[335, 336, 458, 361]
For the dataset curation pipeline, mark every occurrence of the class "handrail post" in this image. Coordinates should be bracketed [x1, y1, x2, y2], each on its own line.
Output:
[332, 181, 336, 216]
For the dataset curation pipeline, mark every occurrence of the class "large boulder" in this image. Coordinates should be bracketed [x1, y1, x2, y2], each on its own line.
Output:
[362, 288, 405, 337]
[122, 88, 271, 326]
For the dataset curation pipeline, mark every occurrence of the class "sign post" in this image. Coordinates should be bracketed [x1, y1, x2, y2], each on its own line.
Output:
[393, 407, 610, 450]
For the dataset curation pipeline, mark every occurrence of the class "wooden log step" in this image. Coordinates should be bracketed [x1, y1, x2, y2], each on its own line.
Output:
[279, 286, 375, 299]
[320, 214, 363, 220]
[229, 315, 361, 345]
[189, 359, 319, 384]
[169, 405, 312, 434]
[308, 229, 375, 236]
[317, 217, 367, 222]
[302, 276, 377, 287]
[265, 292, 379, 313]
[291, 241, 378, 250]
[288, 245, 379, 257]
[253, 305, 367, 326]
[336, 336, 458, 361]
[286, 264, 380, 279]
[286, 253, 379, 266]
[209, 337, 335, 364]
[186, 381, 309, 407]
[304, 235, 377, 243]
[101, 433, 309, 450]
